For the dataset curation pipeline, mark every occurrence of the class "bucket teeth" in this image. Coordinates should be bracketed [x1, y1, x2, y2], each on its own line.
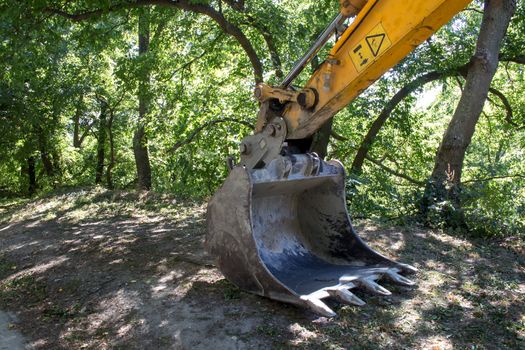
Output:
[386, 269, 416, 286]
[330, 288, 366, 306]
[339, 275, 357, 284]
[302, 297, 337, 317]
[399, 263, 418, 274]
[207, 160, 418, 318]
[358, 278, 392, 296]
[300, 269, 417, 315]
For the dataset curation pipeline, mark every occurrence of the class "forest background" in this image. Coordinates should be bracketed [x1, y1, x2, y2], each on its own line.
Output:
[1, 0, 524, 238]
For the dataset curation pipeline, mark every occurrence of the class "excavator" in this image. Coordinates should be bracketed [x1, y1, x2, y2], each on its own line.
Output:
[206, 0, 473, 316]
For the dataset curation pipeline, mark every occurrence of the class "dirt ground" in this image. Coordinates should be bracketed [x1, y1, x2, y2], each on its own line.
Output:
[0, 187, 523, 349]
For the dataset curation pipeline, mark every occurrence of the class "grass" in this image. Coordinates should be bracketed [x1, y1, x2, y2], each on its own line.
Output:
[41, 303, 80, 320]
[0, 187, 523, 350]
[0, 275, 48, 307]
[0, 186, 205, 227]
[217, 279, 242, 300]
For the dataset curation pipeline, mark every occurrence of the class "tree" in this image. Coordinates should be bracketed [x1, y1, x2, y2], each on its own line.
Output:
[421, 0, 517, 227]
[133, 9, 153, 191]
[95, 97, 108, 184]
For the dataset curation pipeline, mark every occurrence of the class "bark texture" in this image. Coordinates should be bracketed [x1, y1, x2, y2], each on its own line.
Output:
[421, 0, 517, 225]
[95, 100, 107, 184]
[73, 100, 82, 148]
[106, 109, 116, 189]
[72, 95, 92, 149]
[309, 118, 333, 160]
[133, 10, 153, 191]
[27, 156, 36, 196]
[38, 129, 54, 178]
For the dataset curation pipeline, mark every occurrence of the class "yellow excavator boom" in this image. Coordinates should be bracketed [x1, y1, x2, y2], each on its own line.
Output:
[285, 0, 473, 139]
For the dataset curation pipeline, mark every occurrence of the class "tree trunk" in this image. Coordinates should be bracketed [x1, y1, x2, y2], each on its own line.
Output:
[73, 95, 83, 148]
[309, 118, 333, 160]
[421, 0, 517, 226]
[106, 109, 115, 189]
[95, 101, 108, 184]
[133, 10, 152, 191]
[27, 156, 36, 196]
[37, 129, 54, 178]
[52, 150, 62, 179]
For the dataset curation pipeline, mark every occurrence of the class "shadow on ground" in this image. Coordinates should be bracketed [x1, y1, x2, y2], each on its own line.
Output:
[0, 187, 523, 349]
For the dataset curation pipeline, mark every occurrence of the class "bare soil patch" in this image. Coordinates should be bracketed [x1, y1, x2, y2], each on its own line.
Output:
[0, 187, 523, 349]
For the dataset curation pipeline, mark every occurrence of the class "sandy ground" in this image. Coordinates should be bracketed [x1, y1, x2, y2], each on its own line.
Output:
[0, 188, 523, 349]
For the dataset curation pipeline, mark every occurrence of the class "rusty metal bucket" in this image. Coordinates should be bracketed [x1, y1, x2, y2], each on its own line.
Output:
[206, 155, 416, 316]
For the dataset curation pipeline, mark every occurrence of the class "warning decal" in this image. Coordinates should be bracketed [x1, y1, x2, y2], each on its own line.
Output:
[349, 23, 391, 73]
[366, 33, 386, 56]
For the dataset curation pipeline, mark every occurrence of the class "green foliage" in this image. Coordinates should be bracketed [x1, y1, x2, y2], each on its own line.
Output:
[0, 0, 524, 238]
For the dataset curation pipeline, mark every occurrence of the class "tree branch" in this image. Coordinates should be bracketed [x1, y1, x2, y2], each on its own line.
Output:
[45, 0, 263, 83]
[499, 54, 525, 65]
[329, 133, 424, 186]
[463, 7, 484, 15]
[350, 54, 524, 174]
[330, 130, 348, 141]
[78, 121, 95, 147]
[220, 0, 283, 78]
[160, 34, 224, 83]
[169, 117, 254, 153]
[462, 174, 525, 183]
[222, 0, 245, 12]
[488, 87, 521, 128]
[235, 17, 283, 78]
[364, 155, 425, 186]
[350, 69, 450, 173]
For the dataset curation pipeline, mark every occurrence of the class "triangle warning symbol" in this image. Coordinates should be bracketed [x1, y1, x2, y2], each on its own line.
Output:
[366, 34, 386, 57]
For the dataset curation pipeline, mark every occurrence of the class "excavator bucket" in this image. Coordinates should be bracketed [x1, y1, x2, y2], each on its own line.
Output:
[206, 155, 416, 316]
